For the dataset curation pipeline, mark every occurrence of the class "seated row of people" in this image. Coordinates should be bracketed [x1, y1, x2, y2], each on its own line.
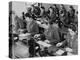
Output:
[9, 3, 78, 57]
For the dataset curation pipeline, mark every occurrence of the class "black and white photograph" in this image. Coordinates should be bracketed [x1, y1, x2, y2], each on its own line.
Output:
[9, 1, 78, 59]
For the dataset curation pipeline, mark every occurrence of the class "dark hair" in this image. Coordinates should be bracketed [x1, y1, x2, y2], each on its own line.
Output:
[70, 6, 73, 9]
[39, 34, 46, 41]
[70, 24, 76, 32]
[31, 14, 37, 20]
[76, 11, 78, 14]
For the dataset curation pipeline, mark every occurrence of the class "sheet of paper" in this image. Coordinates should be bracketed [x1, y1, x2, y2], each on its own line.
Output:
[65, 47, 73, 52]
[37, 41, 51, 47]
[55, 49, 64, 55]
